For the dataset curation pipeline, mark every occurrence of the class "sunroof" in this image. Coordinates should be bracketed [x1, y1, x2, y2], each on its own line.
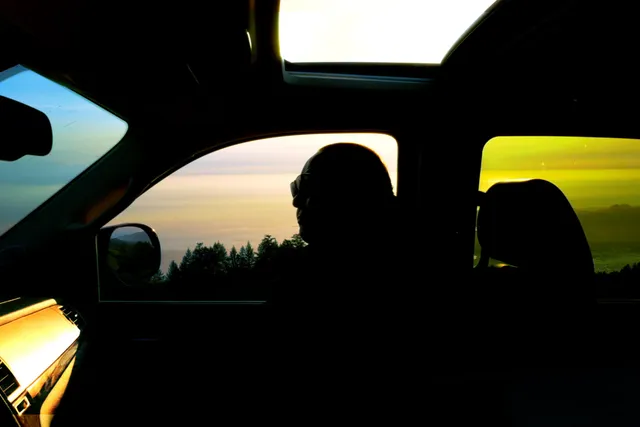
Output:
[279, 0, 498, 64]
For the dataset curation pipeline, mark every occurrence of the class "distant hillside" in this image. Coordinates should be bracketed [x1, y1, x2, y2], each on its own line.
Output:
[577, 205, 640, 244]
[112, 231, 150, 244]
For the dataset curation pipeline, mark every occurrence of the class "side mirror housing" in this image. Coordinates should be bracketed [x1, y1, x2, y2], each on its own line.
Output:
[97, 223, 161, 286]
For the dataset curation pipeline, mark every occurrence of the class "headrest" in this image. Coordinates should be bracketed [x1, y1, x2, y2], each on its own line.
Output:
[477, 179, 594, 276]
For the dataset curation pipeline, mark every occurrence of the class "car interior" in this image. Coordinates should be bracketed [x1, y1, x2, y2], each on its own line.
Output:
[2, 0, 640, 425]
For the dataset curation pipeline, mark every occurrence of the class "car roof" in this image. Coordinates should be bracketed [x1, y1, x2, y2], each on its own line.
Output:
[0, 0, 639, 278]
[2, 0, 638, 138]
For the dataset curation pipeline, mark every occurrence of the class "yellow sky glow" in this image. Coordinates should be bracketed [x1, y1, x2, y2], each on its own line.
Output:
[480, 136, 640, 210]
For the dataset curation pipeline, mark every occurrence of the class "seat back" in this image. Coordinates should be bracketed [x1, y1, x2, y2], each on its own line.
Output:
[474, 180, 595, 348]
[477, 179, 594, 297]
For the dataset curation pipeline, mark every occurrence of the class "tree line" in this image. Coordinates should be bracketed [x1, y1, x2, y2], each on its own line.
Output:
[133, 233, 640, 300]
[150, 234, 307, 287]
[595, 261, 640, 298]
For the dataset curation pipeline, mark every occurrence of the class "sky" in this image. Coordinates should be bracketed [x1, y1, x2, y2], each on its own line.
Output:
[479, 136, 640, 272]
[0, 66, 128, 234]
[279, 0, 498, 63]
[108, 133, 398, 258]
[480, 137, 640, 210]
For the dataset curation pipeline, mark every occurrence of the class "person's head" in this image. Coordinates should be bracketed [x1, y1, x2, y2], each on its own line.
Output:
[290, 143, 395, 246]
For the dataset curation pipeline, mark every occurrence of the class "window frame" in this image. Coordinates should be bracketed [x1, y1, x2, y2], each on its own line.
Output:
[98, 132, 401, 303]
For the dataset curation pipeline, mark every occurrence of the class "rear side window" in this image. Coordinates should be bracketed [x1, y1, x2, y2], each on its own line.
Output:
[478, 136, 640, 298]
[0, 65, 128, 236]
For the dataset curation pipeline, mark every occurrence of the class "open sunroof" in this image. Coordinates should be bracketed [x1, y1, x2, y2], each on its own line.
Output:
[279, 0, 499, 65]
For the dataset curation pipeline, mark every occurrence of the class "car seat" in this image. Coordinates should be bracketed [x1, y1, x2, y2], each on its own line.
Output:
[477, 179, 593, 272]
[474, 179, 596, 357]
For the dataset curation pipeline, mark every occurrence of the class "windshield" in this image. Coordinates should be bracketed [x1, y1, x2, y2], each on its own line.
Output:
[0, 65, 128, 235]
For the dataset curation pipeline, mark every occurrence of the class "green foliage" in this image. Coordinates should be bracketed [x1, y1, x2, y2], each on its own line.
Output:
[228, 246, 240, 270]
[180, 248, 193, 271]
[166, 260, 180, 282]
[238, 241, 256, 270]
[104, 234, 308, 301]
[289, 234, 307, 248]
[174, 242, 229, 286]
[150, 269, 165, 283]
[160, 234, 308, 299]
[257, 235, 279, 263]
[596, 260, 640, 298]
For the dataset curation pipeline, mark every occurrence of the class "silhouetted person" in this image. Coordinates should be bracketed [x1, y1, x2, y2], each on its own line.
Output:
[283, 142, 402, 307]
[274, 143, 414, 422]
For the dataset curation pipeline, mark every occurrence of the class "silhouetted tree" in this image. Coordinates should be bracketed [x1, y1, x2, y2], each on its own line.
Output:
[212, 242, 228, 275]
[246, 241, 255, 267]
[228, 246, 240, 270]
[180, 248, 193, 271]
[595, 261, 640, 298]
[190, 243, 216, 276]
[255, 235, 280, 279]
[290, 233, 307, 248]
[158, 234, 308, 301]
[279, 234, 305, 251]
[150, 269, 165, 283]
[274, 234, 308, 280]
[166, 260, 180, 282]
[239, 241, 255, 269]
[257, 235, 279, 262]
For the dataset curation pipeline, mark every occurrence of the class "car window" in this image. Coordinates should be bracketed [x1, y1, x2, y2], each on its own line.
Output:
[0, 65, 128, 236]
[102, 133, 398, 302]
[477, 136, 640, 298]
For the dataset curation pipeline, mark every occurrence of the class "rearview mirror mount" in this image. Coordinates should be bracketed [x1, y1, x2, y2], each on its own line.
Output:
[0, 95, 53, 161]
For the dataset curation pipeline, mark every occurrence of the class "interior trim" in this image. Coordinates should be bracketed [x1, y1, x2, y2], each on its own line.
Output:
[282, 60, 437, 90]
[0, 298, 57, 328]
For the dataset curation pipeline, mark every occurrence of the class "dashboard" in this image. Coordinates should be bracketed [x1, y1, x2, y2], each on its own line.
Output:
[0, 297, 84, 427]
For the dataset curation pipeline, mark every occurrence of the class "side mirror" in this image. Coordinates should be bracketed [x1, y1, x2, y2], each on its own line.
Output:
[98, 223, 161, 286]
[0, 95, 53, 161]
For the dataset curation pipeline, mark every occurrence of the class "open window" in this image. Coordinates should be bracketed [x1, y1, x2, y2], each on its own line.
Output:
[102, 133, 398, 302]
[279, 0, 498, 64]
[278, 0, 498, 88]
[477, 136, 640, 298]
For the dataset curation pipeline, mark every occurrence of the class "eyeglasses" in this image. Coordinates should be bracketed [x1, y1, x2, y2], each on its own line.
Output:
[290, 173, 312, 199]
[291, 172, 357, 203]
